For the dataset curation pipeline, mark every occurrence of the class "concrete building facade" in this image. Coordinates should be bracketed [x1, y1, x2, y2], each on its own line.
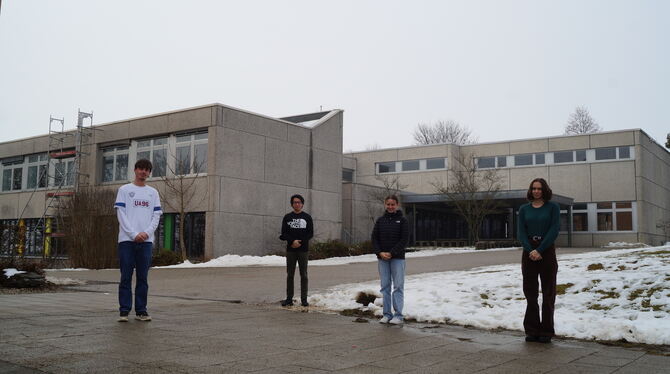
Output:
[2, 103, 668, 259]
[0, 104, 343, 258]
[343, 129, 670, 248]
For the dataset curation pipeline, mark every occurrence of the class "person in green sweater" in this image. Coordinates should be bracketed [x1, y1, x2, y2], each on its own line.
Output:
[517, 178, 560, 343]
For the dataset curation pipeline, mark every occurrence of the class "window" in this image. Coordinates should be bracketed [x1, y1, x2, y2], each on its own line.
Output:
[26, 153, 48, 189]
[175, 132, 208, 175]
[136, 137, 167, 177]
[402, 160, 420, 171]
[535, 153, 545, 165]
[53, 158, 75, 187]
[496, 156, 507, 168]
[597, 201, 634, 231]
[576, 150, 586, 162]
[514, 154, 533, 166]
[618, 146, 631, 159]
[477, 157, 495, 169]
[342, 168, 354, 182]
[378, 162, 395, 173]
[102, 146, 129, 182]
[554, 151, 573, 163]
[2, 157, 25, 191]
[560, 203, 588, 232]
[595, 147, 616, 160]
[426, 158, 445, 170]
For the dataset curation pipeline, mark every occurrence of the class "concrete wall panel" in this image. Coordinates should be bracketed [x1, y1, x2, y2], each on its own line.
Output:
[219, 177, 286, 215]
[548, 164, 591, 202]
[309, 190, 341, 222]
[167, 107, 213, 132]
[212, 212, 264, 256]
[287, 125, 311, 146]
[463, 143, 509, 157]
[128, 116, 169, 139]
[590, 161, 636, 202]
[509, 139, 549, 154]
[264, 139, 308, 187]
[220, 128, 266, 182]
[590, 131, 635, 148]
[312, 112, 343, 153]
[510, 167, 549, 190]
[397, 145, 448, 160]
[311, 149, 342, 193]
[548, 135, 589, 151]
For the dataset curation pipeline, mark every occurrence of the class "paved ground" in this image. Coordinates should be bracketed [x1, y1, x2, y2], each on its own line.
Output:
[2, 247, 669, 373]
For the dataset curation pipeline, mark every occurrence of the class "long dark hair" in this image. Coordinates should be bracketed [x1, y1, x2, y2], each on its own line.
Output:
[526, 178, 552, 201]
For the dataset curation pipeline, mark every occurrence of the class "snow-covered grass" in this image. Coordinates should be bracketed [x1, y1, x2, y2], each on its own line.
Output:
[156, 246, 516, 269]
[603, 241, 649, 248]
[309, 245, 670, 345]
[45, 276, 86, 286]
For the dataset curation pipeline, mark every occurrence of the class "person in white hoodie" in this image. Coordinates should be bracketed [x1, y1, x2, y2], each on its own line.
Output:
[114, 159, 162, 322]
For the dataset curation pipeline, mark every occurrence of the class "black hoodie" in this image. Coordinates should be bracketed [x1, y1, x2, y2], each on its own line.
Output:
[371, 209, 409, 259]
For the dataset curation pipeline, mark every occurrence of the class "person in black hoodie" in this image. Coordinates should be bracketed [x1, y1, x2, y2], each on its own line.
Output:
[279, 194, 314, 307]
[372, 195, 409, 324]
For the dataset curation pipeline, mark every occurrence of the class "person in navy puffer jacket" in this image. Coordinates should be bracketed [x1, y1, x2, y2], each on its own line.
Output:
[371, 195, 409, 325]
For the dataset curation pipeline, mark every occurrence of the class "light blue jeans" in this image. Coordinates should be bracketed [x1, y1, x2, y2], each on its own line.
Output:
[378, 258, 405, 320]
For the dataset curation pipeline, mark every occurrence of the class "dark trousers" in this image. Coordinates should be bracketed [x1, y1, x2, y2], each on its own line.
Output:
[521, 244, 558, 337]
[118, 241, 153, 314]
[286, 251, 308, 302]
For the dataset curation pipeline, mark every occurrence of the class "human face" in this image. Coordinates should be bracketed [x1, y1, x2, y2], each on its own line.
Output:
[134, 167, 151, 185]
[385, 199, 398, 214]
[291, 199, 303, 213]
[531, 182, 544, 201]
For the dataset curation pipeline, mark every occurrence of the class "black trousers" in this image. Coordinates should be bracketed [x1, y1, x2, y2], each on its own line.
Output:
[521, 243, 558, 337]
[286, 251, 308, 302]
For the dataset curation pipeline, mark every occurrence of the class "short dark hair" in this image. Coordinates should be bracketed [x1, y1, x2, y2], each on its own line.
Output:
[135, 159, 153, 172]
[526, 178, 552, 201]
[384, 195, 399, 204]
[290, 194, 304, 205]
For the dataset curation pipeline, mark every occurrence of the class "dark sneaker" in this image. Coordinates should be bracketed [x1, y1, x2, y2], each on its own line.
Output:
[301, 301, 309, 307]
[135, 313, 152, 322]
[281, 299, 294, 307]
[118, 312, 129, 322]
[525, 335, 539, 342]
[537, 336, 552, 343]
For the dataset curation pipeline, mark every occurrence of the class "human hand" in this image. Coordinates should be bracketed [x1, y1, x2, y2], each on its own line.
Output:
[380, 252, 392, 260]
[529, 250, 542, 261]
[134, 232, 148, 242]
[291, 240, 302, 248]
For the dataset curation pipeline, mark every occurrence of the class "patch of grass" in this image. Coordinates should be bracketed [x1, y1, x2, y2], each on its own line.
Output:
[641, 299, 663, 312]
[480, 293, 489, 300]
[556, 283, 575, 295]
[514, 297, 525, 301]
[640, 250, 670, 256]
[646, 287, 663, 298]
[616, 265, 627, 271]
[587, 263, 604, 271]
[503, 297, 512, 301]
[596, 290, 620, 300]
[629, 288, 645, 300]
[588, 303, 612, 311]
[481, 302, 493, 308]
[581, 279, 601, 292]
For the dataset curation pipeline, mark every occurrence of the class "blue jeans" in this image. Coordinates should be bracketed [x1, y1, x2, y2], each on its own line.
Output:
[378, 259, 405, 320]
[118, 241, 153, 314]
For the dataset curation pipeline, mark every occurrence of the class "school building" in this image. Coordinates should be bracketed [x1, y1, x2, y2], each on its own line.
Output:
[1, 103, 668, 259]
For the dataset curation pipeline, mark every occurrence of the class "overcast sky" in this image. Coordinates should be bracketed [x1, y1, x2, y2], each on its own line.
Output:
[0, 1, 668, 151]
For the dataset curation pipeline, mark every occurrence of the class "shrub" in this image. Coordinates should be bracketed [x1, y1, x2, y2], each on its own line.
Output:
[152, 249, 183, 267]
[309, 240, 352, 260]
[350, 240, 375, 256]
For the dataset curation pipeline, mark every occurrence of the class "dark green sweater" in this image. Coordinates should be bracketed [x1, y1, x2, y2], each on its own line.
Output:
[517, 201, 560, 253]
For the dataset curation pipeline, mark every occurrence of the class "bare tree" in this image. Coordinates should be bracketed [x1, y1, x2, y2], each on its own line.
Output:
[665, 133, 669, 149]
[431, 153, 503, 245]
[365, 143, 381, 151]
[564, 106, 602, 135]
[160, 156, 207, 261]
[413, 120, 477, 145]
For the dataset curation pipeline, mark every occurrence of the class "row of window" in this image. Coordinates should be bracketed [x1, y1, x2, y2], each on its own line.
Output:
[477, 146, 633, 169]
[559, 201, 635, 233]
[0, 130, 208, 192]
[102, 131, 207, 182]
[377, 157, 447, 174]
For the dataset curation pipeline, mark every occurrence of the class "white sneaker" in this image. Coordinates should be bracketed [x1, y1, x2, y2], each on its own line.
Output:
[389, 317, 403, 325]
[379, 316, 390, 324]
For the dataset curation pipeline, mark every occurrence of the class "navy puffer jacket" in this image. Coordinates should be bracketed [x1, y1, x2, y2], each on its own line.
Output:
[371, 209, 409, 259]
